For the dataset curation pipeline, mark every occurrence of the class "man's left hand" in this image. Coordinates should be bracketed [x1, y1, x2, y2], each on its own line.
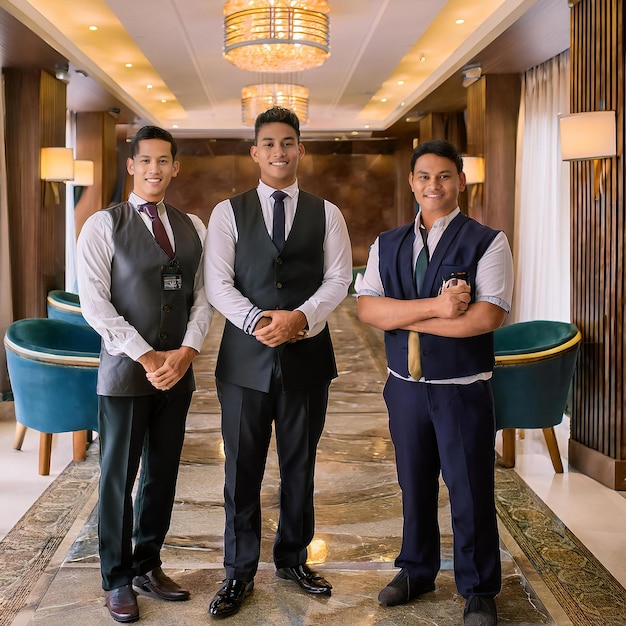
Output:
[253, 310, 307, 347]
[146, 346, 198, 390]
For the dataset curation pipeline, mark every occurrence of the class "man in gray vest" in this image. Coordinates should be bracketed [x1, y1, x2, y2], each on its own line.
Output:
[77, 125, 212, 623]
[204, 106, 352, 618]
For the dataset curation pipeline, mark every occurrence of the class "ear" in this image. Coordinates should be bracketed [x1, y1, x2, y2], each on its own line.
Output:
[298, 142, 305, 159]
[459, 171, 467, 192]
[171, 160, 180, 178]
[126, 157, 134, 176]
[250, 144, 259, 163]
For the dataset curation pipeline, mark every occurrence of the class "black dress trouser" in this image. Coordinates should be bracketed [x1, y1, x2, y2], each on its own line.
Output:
[217, 370, 330, 581]
[97, 392, 192, 590]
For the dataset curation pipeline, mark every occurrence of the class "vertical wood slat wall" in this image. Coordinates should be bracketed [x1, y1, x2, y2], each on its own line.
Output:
[4, 69, 67, 320]
[569, 0, 626, 489]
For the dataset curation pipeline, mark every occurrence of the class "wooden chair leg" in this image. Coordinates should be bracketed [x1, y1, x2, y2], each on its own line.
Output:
[72, 430, 88, 462]
[501, 428, 516, 468]
[13, 423, 27, 450]
[542, 427, 564, 473]
[39, 432, 53, 476]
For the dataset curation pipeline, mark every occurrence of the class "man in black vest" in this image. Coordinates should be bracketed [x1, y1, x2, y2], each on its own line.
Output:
[77, 126, 212, 623]
[357, 140, 513, 626]
[204, 107, 352, 618]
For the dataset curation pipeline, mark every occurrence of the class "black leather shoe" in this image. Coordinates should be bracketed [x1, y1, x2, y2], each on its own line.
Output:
[378, 569, 435, 606]
[463, 596, 497, 626]
[208, 579, 254, 618]
[104, 584, 139, 623]
[132, 566, 190, 601]
[276, 564, 332, 595]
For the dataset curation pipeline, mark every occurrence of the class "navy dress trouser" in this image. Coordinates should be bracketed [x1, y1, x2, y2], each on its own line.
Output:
[217, 369, 330, 582]
[384, 375, 502, 598]
[97, 392, 191, 591]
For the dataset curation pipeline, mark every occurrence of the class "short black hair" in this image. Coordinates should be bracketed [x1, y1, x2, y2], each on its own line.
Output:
[254, 106, 301, 145]
[410, 139, 463, 175]
[130, 125, 177, 159]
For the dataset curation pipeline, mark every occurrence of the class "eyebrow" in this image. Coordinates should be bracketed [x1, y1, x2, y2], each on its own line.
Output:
[415, 168, 454, 175]
[259, 135, 297, 142]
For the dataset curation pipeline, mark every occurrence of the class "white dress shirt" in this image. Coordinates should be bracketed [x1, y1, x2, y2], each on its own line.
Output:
[205, 180, 353, 337]
[76, 192, 212, 361]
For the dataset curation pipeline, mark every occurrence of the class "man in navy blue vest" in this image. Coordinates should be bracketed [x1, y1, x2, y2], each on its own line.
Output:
[204, 107, 352, 618]
[78, 126, 212, 623]
[357, 140, 513, 626]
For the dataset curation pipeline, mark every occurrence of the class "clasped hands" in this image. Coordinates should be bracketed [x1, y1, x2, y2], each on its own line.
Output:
[253, 309, 308, 348]
[436, 281, 471, 318]
[139, 346, 197, 391]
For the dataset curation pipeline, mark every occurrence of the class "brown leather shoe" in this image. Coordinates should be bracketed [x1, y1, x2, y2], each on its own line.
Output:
[104, 584, 139, 623]
[132, 566, 190, 601]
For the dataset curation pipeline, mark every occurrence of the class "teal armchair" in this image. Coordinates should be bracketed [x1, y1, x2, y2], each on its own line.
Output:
[46, 290, 90, 326]
[4, 318, 100, 475]
[491, 320, 582, 473]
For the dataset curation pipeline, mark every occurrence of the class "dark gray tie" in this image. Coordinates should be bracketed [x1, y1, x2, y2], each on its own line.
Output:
[271, 190, 287, 250]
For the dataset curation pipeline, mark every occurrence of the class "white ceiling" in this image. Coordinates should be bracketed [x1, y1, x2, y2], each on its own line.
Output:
[1, 0, 570, 138]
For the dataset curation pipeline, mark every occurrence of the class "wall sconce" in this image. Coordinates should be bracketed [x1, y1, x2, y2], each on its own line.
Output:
[559, 111, 616, 199]
[463, 156, 485, 210]
[71, 160, 94, 204]
[72, 160, 94, 186]
[40, 147, 74, 204]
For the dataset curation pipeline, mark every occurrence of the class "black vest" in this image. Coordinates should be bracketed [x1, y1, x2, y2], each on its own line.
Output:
[97, 201, 202, 396]
[379, 213, 499, 380]
[215, 189, 337, 392]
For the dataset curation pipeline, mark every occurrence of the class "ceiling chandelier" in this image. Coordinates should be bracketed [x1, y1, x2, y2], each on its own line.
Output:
[223, 0, 331, 72]
[241, 83, 309, 125]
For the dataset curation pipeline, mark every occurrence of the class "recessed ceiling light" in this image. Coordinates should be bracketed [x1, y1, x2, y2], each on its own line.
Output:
[146, 84, 153, 89]
[125, 63, 133, 68]
[381, 97, 387, 103]
[89, 25, 98, 31]
[419, 54, 426, 62]
[161, 99, 167, 103]
[456, 19, 465, 24]
[351, 131, 358, 135]
[397, 80, 404, 86]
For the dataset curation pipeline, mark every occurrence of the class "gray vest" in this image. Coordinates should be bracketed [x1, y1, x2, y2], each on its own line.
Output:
[215, 189, 337, 392]
[97, 201, 202, 396]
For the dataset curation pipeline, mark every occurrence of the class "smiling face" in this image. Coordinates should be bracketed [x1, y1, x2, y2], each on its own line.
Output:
[409, 152, 466, 227]
[127, 138, 179, 202]
[250, 122, 305, 189]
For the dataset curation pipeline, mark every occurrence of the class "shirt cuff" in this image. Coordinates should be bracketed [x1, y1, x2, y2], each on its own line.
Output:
[244, 306, 264, 334]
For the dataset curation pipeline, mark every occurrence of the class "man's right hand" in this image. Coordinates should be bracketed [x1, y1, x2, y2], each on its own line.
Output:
[434, 283, 471, 318]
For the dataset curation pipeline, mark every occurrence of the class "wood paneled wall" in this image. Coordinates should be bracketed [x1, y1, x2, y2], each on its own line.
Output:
[568, 0, 626, 489]
[4, 69, 67, 320]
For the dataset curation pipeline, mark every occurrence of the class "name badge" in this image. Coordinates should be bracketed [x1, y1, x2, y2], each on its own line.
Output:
[162, 263, 182, 290]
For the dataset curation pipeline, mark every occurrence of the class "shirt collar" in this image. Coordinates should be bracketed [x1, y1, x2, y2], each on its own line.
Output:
[130, 192, 164, 212]
[415, 206, 461, 233]
[257, 179, 298, 201]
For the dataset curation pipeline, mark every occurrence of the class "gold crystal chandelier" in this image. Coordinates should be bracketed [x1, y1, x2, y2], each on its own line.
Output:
[241, 83, 309, 125]
[223, 0, 331, 72]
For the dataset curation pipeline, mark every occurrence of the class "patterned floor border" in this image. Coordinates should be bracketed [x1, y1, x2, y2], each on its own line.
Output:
[494, 465, 626, 626]
[0, 444, 100, 626]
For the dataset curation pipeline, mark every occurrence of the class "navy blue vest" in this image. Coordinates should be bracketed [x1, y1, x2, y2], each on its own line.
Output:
[98, 201, 202, 396]
[379, 213, 498, 380]
[215, 189, 337, 393]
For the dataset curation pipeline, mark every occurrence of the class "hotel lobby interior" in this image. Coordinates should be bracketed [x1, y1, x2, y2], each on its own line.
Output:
[1, 1, 626, 625]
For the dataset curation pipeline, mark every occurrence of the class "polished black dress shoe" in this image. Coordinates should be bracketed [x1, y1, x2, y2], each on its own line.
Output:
[104, 584, 139, 623]
[132, 566, 190, 601]
[208, 579, 254, 618]
[464, 595, 497, 626]
[276, 564, 332, 595]
[378, 568, 435, 606]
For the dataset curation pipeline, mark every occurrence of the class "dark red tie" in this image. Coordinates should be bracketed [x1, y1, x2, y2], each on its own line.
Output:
[141, 203, 174, 258]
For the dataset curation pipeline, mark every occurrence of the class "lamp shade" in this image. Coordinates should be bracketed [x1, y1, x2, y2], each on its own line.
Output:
[72, 160, 94, 186]
[223, 0, 330, 72]
[40, 147, 74, 181]
[559, 111, 616, 160]
[463, 156, 485, 184]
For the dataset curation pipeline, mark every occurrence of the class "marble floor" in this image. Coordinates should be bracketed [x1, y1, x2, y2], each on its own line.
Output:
[1, 298, 625, 626]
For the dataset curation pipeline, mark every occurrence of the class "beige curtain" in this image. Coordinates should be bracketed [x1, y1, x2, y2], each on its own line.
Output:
[0, 75, 14, 392]
[511, 51, 571, 323]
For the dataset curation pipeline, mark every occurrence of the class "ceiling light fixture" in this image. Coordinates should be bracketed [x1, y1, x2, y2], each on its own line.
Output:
[223, 0, 330, 72]
[462, 65, 482, 88]
[241, 83, 309, 125]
